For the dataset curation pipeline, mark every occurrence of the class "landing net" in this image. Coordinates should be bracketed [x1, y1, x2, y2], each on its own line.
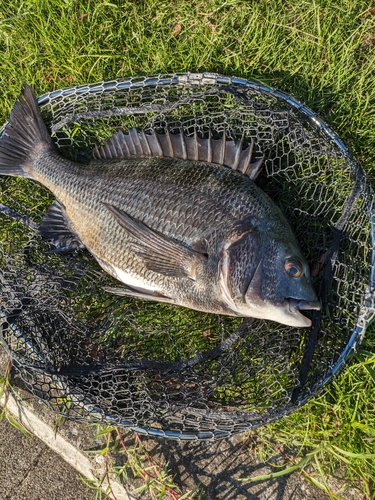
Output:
[1, 73, 374, 440]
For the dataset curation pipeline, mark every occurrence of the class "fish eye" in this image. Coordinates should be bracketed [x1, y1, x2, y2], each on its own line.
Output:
[285, 258, 302, 277]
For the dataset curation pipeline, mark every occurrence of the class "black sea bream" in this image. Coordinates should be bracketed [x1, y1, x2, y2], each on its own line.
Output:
[0, 85, 320, 327]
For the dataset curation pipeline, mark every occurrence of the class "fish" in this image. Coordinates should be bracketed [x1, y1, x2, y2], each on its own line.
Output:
[0, 85, 320, 328]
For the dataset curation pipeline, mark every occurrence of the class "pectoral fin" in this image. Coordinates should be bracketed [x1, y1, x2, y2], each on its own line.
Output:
[104, 203, 207, 279]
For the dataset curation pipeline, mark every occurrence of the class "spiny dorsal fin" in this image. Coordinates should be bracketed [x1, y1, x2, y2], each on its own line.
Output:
[93, 129, 264, 180]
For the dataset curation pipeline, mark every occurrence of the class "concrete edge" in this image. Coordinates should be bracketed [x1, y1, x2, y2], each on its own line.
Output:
[0, 389, 135, 500]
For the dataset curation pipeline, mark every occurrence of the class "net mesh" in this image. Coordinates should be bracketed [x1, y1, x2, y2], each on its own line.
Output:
[0, 73, 374, 440]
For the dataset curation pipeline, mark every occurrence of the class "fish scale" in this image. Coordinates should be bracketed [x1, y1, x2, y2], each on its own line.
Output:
[0, 85, 320, 327]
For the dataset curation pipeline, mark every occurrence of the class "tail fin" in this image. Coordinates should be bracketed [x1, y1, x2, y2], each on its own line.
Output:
[0, 84, 54, 178]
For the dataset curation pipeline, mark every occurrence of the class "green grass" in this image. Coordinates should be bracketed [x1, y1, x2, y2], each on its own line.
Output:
[241, 349, 375, 497]
[1, 0, 375, 498]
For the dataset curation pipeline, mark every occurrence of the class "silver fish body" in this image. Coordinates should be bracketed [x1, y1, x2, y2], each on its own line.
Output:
[0, 85, 320, 327]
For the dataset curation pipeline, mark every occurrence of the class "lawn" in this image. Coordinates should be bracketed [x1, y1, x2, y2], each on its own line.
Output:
[0, 0, 375, 498]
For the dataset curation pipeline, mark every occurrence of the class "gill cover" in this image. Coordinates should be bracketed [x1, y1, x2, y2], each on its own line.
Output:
[218, 217, 261, 312]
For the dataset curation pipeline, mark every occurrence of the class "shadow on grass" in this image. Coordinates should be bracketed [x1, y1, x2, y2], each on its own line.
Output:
[122, 433, 327, 500]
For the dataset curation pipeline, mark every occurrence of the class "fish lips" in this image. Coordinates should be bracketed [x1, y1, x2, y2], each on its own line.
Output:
[287, 298, 321, 327]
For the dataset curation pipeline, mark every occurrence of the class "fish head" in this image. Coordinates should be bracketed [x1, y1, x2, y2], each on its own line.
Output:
[221, 225, 320, 327]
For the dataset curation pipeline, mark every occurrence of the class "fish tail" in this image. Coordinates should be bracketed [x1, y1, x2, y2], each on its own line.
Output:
[0, 84, 55, 178]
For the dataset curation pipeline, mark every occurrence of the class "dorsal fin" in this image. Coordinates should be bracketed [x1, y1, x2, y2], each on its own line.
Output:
[93, 129, 264, 180]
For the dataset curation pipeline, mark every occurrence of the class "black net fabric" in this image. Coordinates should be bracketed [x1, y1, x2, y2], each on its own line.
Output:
[1, 73, 374, 440]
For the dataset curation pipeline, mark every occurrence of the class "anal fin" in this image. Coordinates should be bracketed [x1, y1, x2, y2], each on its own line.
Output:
[40, 200, 84, 253]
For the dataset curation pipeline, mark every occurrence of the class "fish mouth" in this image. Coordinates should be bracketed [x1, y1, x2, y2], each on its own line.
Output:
[287, 298, 321, 327]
